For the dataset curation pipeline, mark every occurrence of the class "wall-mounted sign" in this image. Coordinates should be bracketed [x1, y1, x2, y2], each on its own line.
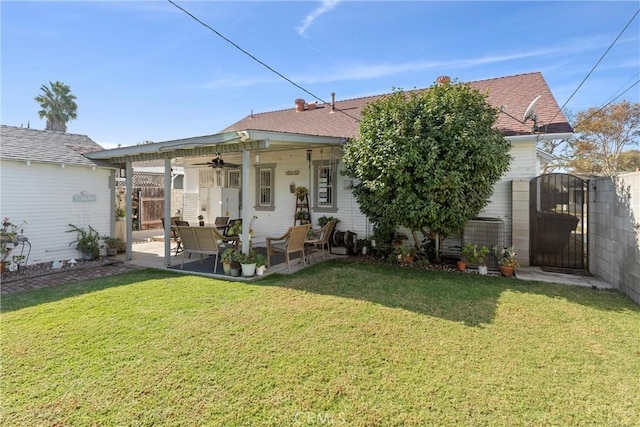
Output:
[73, 192, 96, 202]
[285, 170, 300, 176]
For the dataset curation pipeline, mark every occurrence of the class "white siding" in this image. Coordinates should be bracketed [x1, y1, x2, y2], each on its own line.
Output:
[0, 160, 112, 265]
[181, 140, 539, 245]
[479, 140, 538, 246]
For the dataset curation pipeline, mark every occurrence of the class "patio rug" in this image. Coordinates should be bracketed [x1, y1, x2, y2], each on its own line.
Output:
[167, 246, 301, 275]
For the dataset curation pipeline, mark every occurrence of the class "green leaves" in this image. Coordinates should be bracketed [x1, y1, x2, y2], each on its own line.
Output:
[343, 81, 512, 253]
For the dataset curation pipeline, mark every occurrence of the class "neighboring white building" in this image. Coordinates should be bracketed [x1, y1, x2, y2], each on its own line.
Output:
[0, 125, 115, 265]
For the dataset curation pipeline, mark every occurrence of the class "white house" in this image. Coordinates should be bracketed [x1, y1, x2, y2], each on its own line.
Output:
[87, 72, 572, 267]
[0, 125, 115, 265]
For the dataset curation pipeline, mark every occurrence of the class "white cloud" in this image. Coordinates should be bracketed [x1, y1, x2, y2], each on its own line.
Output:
[296, 0, 340, 36]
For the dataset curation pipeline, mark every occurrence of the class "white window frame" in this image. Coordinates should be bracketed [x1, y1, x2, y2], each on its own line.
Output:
[313, 160, 338, 213]
[254, 163, 275, 211]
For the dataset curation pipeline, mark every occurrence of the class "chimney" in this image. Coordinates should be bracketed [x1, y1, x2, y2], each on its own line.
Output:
[331, 92, 336, 112]
[436, 75, 451, 86]
[295, 98, 306, 112]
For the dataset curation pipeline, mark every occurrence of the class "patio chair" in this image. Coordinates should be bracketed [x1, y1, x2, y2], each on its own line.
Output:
[176, 226, 225, 272]
[266, 224, 311, 271]
[306, 220, 336, 262]
[161, 217, 184, 256]
[214, 216, 229, 233]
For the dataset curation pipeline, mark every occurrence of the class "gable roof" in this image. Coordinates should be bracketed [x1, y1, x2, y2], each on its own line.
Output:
[0, 125, 106, 167]
[222, 72, 572, 138]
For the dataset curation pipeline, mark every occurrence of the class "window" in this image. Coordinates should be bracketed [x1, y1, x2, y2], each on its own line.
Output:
[314, 161, 338, 212]
[254, 164, 275, 210]
[227, 169, 241, 188]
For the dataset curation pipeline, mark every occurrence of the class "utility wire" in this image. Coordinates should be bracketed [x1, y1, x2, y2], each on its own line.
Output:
[572, 79, 640, 131]
[600, 71, 639, 107]
[167, 0, 360, 123]
[546, 8, 640, 129]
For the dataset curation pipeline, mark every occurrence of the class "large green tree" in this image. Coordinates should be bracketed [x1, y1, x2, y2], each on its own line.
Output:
[567, 100, 640, 176]
[34, 81, 78, 132]
[343, 81, 512, 261]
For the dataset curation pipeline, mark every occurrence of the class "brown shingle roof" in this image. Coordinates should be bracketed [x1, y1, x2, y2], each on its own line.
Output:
[222, 72, 572, 138]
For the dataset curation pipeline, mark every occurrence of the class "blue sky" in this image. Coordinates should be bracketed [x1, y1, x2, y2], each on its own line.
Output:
[2, 1, 638, 148]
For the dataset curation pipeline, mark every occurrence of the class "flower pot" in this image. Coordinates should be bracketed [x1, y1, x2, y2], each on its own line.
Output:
[241, 263, 256, 277]
[222, 261, 231, 275]
[499, 265, 514, 277]
[457, 260, 466, 272]
[256, 265, 266, 276]
[106, 247, 117, 257]
[199, 221, 205, 227]
[478, 265, 488, 275]
[230, 267, 240, 277]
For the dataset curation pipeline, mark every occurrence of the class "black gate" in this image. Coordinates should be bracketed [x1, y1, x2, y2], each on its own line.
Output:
[530, 173, 588, 272]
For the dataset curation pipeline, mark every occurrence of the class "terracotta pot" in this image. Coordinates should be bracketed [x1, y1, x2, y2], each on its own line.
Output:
[500, 265, 514, 277]
[457, 260, 466, 272]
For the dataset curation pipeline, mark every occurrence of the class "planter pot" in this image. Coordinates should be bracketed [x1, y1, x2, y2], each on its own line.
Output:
[230, 267, 240, 277]
[256, 265, 266, 276]
[106, 247, 117, 257]
[478, 265, 488, 275]
[222, 261, 231, 275]
[499, 265, 514, 277]
[241, 263, 256, 277]
[199, 221, 205, 227]
[457, 260, 466, 272]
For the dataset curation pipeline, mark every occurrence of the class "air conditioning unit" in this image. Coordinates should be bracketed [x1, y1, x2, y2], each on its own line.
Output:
[463, 217, 505, 270]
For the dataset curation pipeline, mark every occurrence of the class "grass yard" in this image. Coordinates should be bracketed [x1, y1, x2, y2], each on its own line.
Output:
[2, 261, 639, 426]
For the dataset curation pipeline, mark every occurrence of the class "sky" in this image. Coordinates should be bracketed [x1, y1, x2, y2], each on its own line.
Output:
[2, 1, 639, 149]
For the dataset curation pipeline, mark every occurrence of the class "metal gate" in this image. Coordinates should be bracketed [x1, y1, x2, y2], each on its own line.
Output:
[530, 173, 589, 272]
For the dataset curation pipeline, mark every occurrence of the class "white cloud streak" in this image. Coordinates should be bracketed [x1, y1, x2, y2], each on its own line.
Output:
[296, 0, 340, 36]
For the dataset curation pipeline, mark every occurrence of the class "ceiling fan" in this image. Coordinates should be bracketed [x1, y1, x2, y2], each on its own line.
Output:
[193, 153, 239, 169]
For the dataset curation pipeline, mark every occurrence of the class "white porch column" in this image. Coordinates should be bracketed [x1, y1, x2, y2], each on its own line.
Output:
[125, 160, 133, 261]
[241, 149, 251, 254]
[164, 158, 172, 267]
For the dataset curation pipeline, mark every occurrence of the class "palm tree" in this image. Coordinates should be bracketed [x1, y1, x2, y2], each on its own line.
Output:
[34, 81, 78, 132]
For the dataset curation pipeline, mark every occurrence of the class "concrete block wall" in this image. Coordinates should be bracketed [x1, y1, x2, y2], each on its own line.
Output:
[590, 172, 640, 304]
[511, 180, 530, 266]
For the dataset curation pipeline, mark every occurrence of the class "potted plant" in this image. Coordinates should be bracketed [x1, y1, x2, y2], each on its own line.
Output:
[254, 252, 267, 276]
[115, 207, 126, 221]
[198, 214, 205, 227]
[395, 245, 417, 265]
[459, 242, 476, 272]
[295, 186, 308, 201]
[464, 243, 490, 275]
[238, 249, 258, 277]
[220, 247, 238, 275]
[317, 216, 339, 227]
[68, 224, 101, 261]
[493, 245, 519, 277]
[1, 217, 25, 273]
[102, 235, 123, 256]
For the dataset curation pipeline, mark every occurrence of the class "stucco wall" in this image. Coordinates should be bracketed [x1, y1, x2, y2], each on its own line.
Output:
[0, 160, 112, 265]
[589, 172, 640, 304]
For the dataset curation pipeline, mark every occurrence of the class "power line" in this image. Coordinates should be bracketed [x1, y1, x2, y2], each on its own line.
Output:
[572, 79, 640, 131]
[600, 71, 640, 107]
[167, 0, 360, 123]
[547, 8, 640, 128]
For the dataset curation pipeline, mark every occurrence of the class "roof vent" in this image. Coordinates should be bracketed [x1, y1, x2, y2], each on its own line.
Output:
[330, 92, 336, 112]
[295, 98, 305, 112]
[436, 75, 451, 86]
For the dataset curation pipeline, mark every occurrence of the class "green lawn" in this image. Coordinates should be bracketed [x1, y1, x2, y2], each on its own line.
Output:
[2, 261, 639, 426]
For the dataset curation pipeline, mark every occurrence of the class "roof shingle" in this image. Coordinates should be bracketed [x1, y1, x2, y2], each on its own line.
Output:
[0, 125, 105, 167]
[222, 72, 572, 138]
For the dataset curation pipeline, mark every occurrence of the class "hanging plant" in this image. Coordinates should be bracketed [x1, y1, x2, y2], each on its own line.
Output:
[295, 186, 308, 201]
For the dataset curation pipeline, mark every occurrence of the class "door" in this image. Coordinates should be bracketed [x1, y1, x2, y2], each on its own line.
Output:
[530, 173, 589, 272]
